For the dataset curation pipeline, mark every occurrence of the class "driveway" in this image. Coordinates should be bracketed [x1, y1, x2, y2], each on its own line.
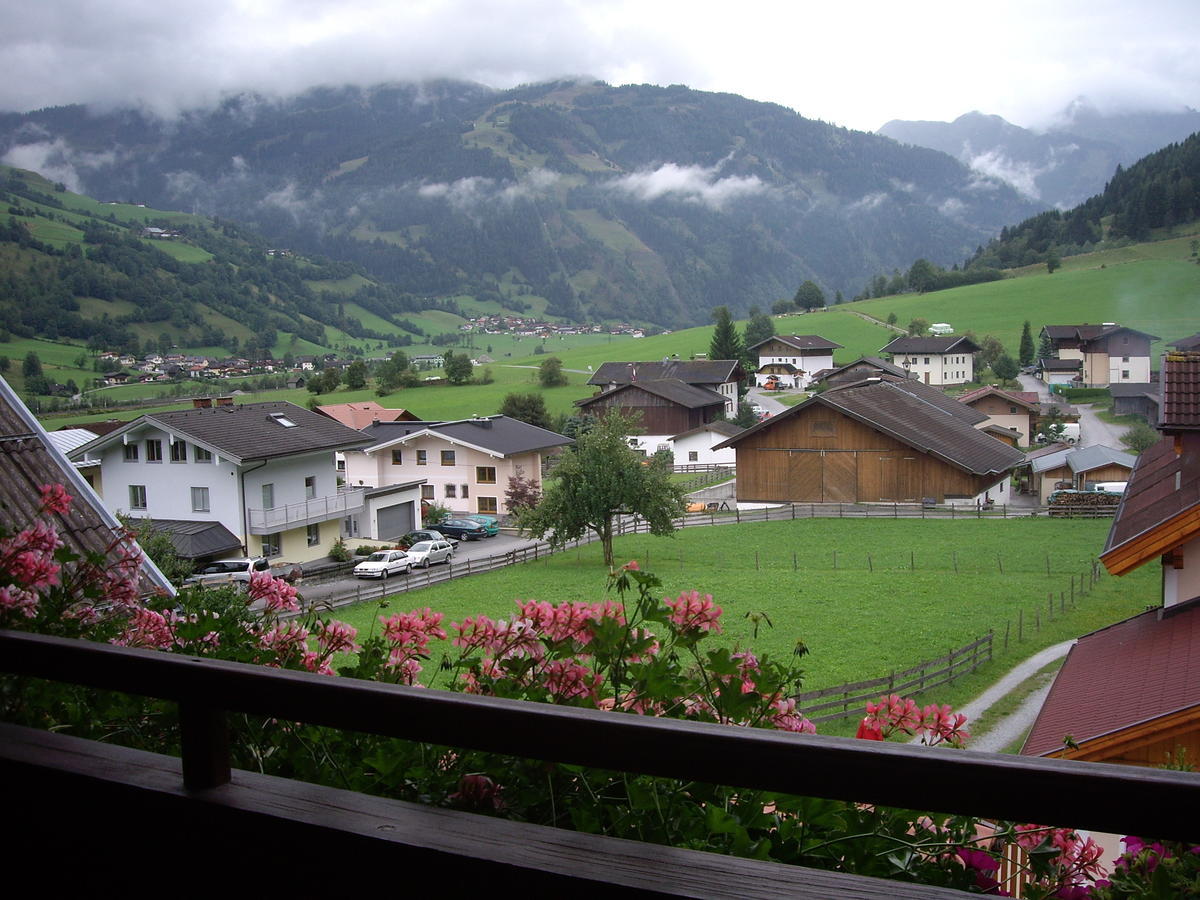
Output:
[1018, 375, 1129, 449]
[745, 385, 794, 415]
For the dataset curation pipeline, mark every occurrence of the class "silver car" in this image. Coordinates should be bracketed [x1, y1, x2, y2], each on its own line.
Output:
[353, 549, 412, 579]
[403, 540, 453, 568]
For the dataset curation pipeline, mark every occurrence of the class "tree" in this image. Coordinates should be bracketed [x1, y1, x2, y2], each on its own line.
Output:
[1046, 252, 1061, 274]
[742, 306, 775, 352]
[906, 258, 937, 293]
[725, 402, 760, 430]
[121, 516, 193, 585]
[504, 464, 542, 513]
[976, 335, 1005, 372]
[992, 354, 1019, 383]
[771, 298, 796, 316]
[709, 306, 743, 362]
[22, 351, 42, 380]
[444, 351, 474, 385]
[344, 359, 368, 390]
[907, 318, 929, 337]
[538, 356, 569, 388]
[1122, 421, 1161, 454]
[518, 411, 687, 567]
[1019, 321, 1035, 367]
[793, 281, 825, 311]
[1037, 330, 1054, 362]
[499, 392, 552, 430]
[885, 312, 898, 326]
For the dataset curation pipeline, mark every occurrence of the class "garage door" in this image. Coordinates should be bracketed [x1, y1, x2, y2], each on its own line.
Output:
[376, 501, 414, 541]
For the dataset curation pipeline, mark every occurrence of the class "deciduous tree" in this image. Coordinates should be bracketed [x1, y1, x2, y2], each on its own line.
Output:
[793, 281, 825, 311]
[444, 351, 474, 385]
[538, 356, 569, 388]
[499, 392, 552, 430]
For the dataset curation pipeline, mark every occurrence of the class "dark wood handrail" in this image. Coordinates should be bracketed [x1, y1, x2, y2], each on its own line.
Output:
[4, 628, 1199, 842]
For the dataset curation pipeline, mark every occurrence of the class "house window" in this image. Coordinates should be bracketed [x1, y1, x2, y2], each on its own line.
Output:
[169, 441, 187, 462]
[460, 484, 469, 499]
[261, 533, 282, 557]
[476, 466, 496, 484]
[688, 451, 699, 462]
[421, 485, 434, 500]
[1122, 356, 1130, 363]
[1121, 370, 1130, 380]
[1009, 406, 1018, 414]
[441, 450, 456, 466]
[391, 448, 403, 465]
[261, 483, 275, 509]
[417, 450, 427, 466]
[478, 496, 498, 514]
[445, 484, 457, 498]
[305, 476, 316, 500]
[923, 357, 930, 365]
[129, 485, 147, 510]
[145, 439, 163, 462]
[307, 523, 320, 547]
[193, 446, 212, 463]
[123, 444, 139, 462]
[190, 487, 210, 512]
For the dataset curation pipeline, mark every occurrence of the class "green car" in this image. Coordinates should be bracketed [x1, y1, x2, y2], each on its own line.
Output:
[463, 514, 500, 536]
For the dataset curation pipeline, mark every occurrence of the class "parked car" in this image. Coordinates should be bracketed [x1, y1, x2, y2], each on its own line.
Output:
[436, 518, 490, 541]
[183, 557, 271, 587]
[398, 529, 458, 549]
[403, 540, 454, 568]
[353, 549, 412, 579]
[1034, 422, 1081, 444]
[463, 514, 500, 536]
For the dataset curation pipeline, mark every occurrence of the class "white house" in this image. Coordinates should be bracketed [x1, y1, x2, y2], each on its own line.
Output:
[70, 400, 382, 564]
[668, 421, 741, 467]
[748, 335, 843, 390]
[343, 416, 574, 518]
[879, 335, 981, 387]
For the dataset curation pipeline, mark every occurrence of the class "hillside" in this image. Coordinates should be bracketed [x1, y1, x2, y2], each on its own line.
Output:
[0, 79, 1042, 327]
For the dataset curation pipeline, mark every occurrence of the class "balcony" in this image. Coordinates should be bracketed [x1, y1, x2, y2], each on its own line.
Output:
[247, 486, 365, 534]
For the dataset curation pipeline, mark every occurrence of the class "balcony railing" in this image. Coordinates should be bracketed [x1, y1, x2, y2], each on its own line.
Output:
[247, 487, 365, 534]
[2, 629, 1198, 896]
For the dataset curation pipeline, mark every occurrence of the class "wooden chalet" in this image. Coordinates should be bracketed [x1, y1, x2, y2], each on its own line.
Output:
[575, 379, 727, 436]
[956, 386, 1041, 445]
[811, 355, 915, 389]
[714, 378, 1023, 505]
[749, 334, 842, 389]
[587, 360, 743, 417]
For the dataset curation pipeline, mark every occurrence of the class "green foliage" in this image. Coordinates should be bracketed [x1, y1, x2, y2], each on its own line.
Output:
[444, 350, 474, 385]
[538, 356, 569, 388]
[886, 312, 898, 326]
[709, 306, 743, 362]
[1019, 321, 1035, 367]
[518, 410, 687, 566]
[725, 402, 761, 430]
[1122, 420, 1162, 454]
[742, 306, 775, 351]
[423, 503, 451, 525]
[344, 359, 368, 390]
[907, 318, 929, 336]
[975, 335, 1006, 371]
[498, 392, 553, 429]
[328, 536, 351, 563]
[992, 354, 1019, 382]
[122, 516, 193, 585]
[793, 280, 825, 310]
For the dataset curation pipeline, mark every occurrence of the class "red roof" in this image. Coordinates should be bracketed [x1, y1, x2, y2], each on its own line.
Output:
[956, 386, 1040, 410]
[1023, 601, 1200, 757]
[1161, 352, 1200, 432]
[315, 402, 420, 429]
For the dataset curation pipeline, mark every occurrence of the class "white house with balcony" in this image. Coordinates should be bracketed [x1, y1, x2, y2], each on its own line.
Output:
[70, 400, 376, 564]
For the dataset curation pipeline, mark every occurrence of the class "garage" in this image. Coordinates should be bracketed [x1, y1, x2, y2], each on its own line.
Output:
[363, 481, 425, 541]
[376, 501, 414, 541]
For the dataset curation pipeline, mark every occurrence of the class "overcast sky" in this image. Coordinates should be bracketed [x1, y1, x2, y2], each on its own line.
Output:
[3, 0, 1198, 131]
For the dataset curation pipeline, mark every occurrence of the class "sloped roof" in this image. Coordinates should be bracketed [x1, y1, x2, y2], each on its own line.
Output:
[748, 334, 843, 353]
[1038, 358, 1082, 371]
[880, 335, 981, 355]
[670, 420, 744, 442]
[72, 401, 373, 465]
[1029, 446, 1072, 474]
[1066, 444, 1136, 474]
[576, 380, 728, 411]
[1023, 601, 1200, 757]
[956, 386, 1041, 412]
[1108, 382, 1161, 400]
[1160, 352, 1200, 431]
[881, 379, 987, 426]
[716, 379, 1023, 476]
[1170, 333, 1200, 351]
[315, 401, 421, 429]
[0, 377, 174, 596]
[142, 518, 243, 560]
[46, 427, 98, 455]
[589, 360, 741, 387]
[364, 416, 573, 458]
[1042, 324, 1161, 347]
[814, 356, 914, 384]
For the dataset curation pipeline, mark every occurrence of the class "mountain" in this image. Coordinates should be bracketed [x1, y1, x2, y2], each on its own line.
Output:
[879, 101, 1200, 210]
[0, 80, 1041, 327]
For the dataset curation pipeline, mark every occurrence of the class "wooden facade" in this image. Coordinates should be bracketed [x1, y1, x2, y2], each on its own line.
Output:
[734, 404, 999, 503]
[1051, 707, 1200, 768]
[577, 385, 721, 435]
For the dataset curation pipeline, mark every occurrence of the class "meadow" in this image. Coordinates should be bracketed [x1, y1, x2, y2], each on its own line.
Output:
[327, 517, 1153, 732]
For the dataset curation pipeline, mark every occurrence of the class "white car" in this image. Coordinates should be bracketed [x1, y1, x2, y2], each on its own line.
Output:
[403, 540, 453, 568]
[353, 549, 412, 579]
[184, 557, 271, 587]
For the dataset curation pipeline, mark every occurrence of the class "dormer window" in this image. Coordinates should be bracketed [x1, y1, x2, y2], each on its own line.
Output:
[270, 412, 297, 428]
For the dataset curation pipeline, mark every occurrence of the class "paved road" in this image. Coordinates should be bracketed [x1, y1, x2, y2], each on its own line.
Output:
[745, 385, 792, 415]
[1018, 374, 1129, 449]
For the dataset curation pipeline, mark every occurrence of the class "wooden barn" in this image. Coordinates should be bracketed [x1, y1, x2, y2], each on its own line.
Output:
[575, 380, 727, 437]
[714, 378, 1023, 505]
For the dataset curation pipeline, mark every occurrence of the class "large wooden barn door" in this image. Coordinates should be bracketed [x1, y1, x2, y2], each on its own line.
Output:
[821, 451, 858, 502]
[787, 451, 822, 501]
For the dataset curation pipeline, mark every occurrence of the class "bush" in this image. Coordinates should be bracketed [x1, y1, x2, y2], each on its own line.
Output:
[328, 536, 351, 563]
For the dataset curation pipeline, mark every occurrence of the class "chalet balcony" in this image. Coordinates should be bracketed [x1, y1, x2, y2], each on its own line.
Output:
[247, 486, 365, 534]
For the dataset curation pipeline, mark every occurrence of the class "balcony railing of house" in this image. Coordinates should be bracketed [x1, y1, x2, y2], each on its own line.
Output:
[3, 629, 1198, 896]
[247, 486, 366, 534]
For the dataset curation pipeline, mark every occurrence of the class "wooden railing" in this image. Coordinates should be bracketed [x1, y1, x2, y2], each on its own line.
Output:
[3, 629, 1198, 894]
[795, 634, 993, 723]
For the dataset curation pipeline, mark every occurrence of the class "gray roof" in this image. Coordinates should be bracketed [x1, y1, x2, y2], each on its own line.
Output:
[142, 518, 243, 560]
[589, 360, 741, 387]
[72, 401, 373, 465]
[880, 336, 981, 355]
[1039, 358, 1082, 371]
[670, 420, 744, 442]
[1030, 444, 1136, 475]
[1108, 382, 1160, 400]
[875, 379, 987, 425]
[365, 416, 573, 457]
[814, 356, 915, 384]
[748, 334, 843, 353]
[0, 376, 174, 596]
[577, 379, 728, 411]
[717, 379, 1023, 476]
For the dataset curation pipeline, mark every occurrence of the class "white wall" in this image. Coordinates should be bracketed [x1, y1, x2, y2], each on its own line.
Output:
[671, 430, 737, 466]
[1164, 535, 1200, 608]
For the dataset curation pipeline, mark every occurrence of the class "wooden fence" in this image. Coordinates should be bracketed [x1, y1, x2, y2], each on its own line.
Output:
[793, 633, 994, 724]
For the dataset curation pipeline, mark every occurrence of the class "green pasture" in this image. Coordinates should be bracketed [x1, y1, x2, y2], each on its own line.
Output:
[329, 518, 1153, 720]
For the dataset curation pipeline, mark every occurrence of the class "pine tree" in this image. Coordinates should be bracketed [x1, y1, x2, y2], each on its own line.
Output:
[709, 306, 743, 362]
[1019, 321, 1035, 367]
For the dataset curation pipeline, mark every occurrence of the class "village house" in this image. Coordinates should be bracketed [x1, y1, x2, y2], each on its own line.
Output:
[70, 400, 375, 565]
[878, 335, 980, 387]
[1026, 444, 1136, 504]
[714, 377, 1022, 505]
[666, 421, 742, 467]
[1108, 382, 1161, 425]
[343, 416, 573, 519]
[810, 356, 915, 390]
[1038, 323, 1160, 387]
[1023, 352, 1200, 766]
[587, 360, 743, 417]
[576, 380, 728, 458]
[748, 335, 842, 390]
[956, 385, 1042, 445]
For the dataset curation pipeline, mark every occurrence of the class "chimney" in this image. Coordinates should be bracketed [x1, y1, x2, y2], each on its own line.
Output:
[192, 398, 212, 409]
[215, 396, 234, 407]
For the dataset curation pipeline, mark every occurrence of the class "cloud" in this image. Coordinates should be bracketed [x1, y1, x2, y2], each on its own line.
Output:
[848, 192, 888, 212]
[0, 139, 115, 191]
[607, 162, 767, 208]
[966, 150, 1047, 200]
[416, 169, 562, 212]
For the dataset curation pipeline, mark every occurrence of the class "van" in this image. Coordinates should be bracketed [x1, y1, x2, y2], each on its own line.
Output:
[1035, 422, 1081, 444]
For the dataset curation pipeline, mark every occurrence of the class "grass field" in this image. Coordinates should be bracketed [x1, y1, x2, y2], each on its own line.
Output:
[327, 518, 1153, 735]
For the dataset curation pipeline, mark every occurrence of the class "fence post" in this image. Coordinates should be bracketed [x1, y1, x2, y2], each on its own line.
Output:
[1019, 609, 1023, 642]
[1004, 621, 1010, 652]
[953, 550, 958, 574]
[179, 700, 231, 790]
[867, 553, 873, 573]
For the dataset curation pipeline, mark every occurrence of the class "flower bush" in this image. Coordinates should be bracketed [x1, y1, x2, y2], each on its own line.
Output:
[2, 485, 1195, 897]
